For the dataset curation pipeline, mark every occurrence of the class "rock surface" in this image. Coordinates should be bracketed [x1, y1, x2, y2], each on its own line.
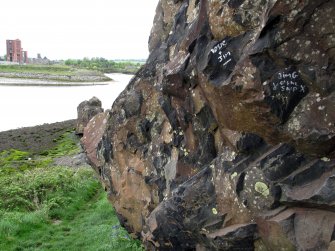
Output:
[82, 0, 335, 250]
[76, 97, 104, 135]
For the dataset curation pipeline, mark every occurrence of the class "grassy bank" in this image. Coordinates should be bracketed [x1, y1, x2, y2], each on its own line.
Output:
[0, 64, 74, 76]
[0, 64, 111, 82]
[0, 129, 143, 251]
[0, 58, 144, 82]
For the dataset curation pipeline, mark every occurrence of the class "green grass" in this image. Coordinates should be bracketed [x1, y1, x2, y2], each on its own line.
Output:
[40, 132, 80, 157]
[0, 170, 143, 251]
[0, 131, 144, 251]
[0, 59, 144, 77]
[0, 149, 52, 174]
[0, 132, 78, 175]
[0, 64, 75, 76]
[0, 64, 110, 82]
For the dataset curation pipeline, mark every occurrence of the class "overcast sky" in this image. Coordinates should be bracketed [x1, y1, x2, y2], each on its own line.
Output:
[0, 0, 159, 60]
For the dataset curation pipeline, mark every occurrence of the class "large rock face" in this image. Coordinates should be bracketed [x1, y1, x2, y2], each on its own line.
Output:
[82, 0, 335, 250]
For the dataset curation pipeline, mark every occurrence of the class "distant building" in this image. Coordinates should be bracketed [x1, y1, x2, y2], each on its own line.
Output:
[6, 39, 28, 64]
[30, 53, 50, 65]
[22, 51, 28, 64]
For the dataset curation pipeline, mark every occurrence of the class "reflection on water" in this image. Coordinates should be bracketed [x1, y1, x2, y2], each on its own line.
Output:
[0, 73, 132, 132]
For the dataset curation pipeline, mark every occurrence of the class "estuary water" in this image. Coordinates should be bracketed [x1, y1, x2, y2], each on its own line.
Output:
[0, 73, 133, 132]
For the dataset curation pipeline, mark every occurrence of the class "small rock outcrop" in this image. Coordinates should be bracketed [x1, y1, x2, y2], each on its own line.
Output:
[82, 0, 335, 250]
[76, 97, 104, 135]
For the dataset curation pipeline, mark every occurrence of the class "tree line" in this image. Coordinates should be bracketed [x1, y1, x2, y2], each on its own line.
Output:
[64, 57, 144, 73]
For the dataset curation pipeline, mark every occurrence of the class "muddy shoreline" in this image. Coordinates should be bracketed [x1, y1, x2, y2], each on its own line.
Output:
[0, 120, 77, 153]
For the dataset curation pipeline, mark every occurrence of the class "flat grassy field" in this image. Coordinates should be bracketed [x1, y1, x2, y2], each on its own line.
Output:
[0, 59, 144, 82]
[0, 64, 111, 82]
[0, 64, 75, 76]
[0, 127, 143, 251]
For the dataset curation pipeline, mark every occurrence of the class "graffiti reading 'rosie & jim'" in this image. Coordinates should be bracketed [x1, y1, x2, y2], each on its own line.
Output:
[211, 40, 228, 54]
[211, 40, 234, 68]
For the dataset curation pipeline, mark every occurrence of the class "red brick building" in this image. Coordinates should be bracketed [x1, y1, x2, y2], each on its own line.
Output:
[6, 39, 28, 64]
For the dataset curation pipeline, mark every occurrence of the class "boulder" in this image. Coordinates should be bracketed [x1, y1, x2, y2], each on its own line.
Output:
[75, 96, 104, 135]
[82, 0, 335, 250]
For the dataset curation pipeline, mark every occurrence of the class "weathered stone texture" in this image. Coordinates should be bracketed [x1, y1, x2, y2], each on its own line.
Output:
[76, 96, 104, 134]
[82, 0, 335, 250]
